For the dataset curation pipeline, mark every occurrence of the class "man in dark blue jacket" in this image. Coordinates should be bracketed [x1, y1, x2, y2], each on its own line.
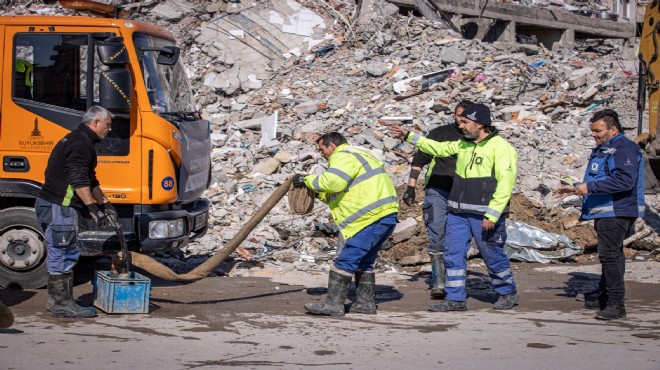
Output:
[553, 109, 645, 320]
[35, 106, 119, 318]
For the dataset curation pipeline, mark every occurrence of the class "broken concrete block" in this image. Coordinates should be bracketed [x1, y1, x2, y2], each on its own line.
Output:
[391, 217, 417, 243]
[441, 46, 467, 65]
[354, 48, 370, 62]
[568, 67, 594, 89]
[366, 61, 390, 77]
[293, 101, 318, 115]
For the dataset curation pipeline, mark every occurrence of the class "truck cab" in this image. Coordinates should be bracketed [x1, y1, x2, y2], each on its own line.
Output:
[0, 16, 211, 288]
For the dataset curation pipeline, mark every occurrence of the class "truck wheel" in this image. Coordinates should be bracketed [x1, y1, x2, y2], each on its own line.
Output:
[0, 207, 48, 289]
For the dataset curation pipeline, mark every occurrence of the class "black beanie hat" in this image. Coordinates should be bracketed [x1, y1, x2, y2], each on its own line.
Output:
[460, 103, 492, 127]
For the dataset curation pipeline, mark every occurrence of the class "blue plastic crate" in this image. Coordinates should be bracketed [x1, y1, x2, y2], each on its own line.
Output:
[93, 271, 150, 314]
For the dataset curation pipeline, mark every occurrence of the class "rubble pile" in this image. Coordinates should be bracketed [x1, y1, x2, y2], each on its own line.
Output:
[2, 1, 658, 274]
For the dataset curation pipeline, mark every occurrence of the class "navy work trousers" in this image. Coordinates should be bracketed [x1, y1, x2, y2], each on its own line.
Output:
[334, 213, 397, 274]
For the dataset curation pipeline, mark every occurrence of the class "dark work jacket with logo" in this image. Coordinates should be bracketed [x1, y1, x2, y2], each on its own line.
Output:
[410, 122, 464, 192]
[39, 124, 101, 209]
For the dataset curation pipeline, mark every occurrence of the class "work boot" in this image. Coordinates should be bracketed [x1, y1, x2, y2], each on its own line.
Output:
[428, 299, 467, 312]
[595, 302, 626, 320]
[429, 253, 446, 299]
[305, 269, 351, 317]
[47, 273, 85, 312]
[583, 290, 608, 310]
[493, 291, 519, 310]
[351, 271, 376, 314]
[0, 300, 14, 329]
[48, 273, 97, 318]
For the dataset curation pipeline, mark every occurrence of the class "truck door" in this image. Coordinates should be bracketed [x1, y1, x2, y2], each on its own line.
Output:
[1, 26, 141, 205]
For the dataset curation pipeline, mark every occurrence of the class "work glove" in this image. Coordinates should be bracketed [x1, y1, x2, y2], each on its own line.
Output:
[402, 185, 416, 206]
[292, 174, 306, 188]
[101, 201, 119, 226]
[86, 204, 108, 228]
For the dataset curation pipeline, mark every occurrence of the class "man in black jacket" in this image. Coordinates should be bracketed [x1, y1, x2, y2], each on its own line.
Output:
[401, 100, 472, 298]
[35, 106, 118, 318]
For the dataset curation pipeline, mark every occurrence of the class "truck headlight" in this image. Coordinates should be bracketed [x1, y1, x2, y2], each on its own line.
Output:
[149, 218, 185, 239]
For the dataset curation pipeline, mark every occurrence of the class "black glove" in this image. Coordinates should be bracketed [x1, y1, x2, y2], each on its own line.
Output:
[86, 204, 108, 228]
[292, 174, 306, 188]
[402, 186, 416, 206]
[101, 201, 119, 226]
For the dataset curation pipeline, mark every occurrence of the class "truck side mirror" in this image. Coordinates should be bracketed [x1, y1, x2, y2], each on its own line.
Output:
[139, 46, 180, 65]
[100, 69, 131, 112]
[98, 40, 130, 66]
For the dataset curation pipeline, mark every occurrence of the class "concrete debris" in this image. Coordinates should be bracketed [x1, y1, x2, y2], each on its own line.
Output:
[3, 0, 658, 276]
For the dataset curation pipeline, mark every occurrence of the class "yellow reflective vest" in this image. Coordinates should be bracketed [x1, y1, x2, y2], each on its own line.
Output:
[304, 143, 398, 239]
[408, 131, 517, 222]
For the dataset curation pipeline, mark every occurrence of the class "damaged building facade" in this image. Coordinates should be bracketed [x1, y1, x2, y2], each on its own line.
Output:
[390, 0, 637, 52]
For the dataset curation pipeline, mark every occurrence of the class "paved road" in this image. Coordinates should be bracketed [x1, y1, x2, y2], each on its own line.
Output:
[1, 261, 659, 369]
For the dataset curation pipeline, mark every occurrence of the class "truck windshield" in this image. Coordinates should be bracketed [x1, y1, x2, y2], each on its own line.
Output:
[133, 33, 195, 115]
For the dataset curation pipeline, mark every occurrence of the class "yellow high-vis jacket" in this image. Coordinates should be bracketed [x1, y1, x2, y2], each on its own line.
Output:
[304, 144, 398, 239]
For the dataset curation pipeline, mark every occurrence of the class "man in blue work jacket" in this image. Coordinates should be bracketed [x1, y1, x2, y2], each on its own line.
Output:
[554, 109, 645, 320]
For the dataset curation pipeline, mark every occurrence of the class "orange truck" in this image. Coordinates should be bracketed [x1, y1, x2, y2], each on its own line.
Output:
[0, 11, 211, 288]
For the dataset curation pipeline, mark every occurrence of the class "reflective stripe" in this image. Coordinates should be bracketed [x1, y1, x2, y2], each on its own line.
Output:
[410, 132, 421, 145]
[492, 268, 511, 278]
[491, 278, 513, 285]
[347, 167, 387, 191]
[486, 207, 502, 218]
[588, 205, 614, 215]
[312, 177, 323, 193]
[338, 196, 398, 230]
[326, 168, 353, 184]
[639, 205, 646, 212]
[349, 152, 372, 170]
[446, 280, 465, 287]
[447, 269, 466, 277]
[461, 204, 489, 213]
[449, 200, 509, 215]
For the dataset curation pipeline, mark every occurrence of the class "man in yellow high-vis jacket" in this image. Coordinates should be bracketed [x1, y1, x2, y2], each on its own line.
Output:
[294, 132, 398, 316]
[390, 104, 519, 312]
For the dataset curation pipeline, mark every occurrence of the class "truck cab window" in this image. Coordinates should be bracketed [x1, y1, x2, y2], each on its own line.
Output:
[12, 33, 128, 156]
[12, 34, 98, 110]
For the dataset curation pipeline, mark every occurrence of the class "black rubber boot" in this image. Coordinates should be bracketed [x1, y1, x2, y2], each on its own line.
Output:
[595, 302, 626, 320]
[0, 300, 14, 329]
[47, 272, 85, 312]
[305, 269, 351, 316]
[351, 271, 376, 314]
[48, 273, 97, 318]
[430, 253, 446, 298]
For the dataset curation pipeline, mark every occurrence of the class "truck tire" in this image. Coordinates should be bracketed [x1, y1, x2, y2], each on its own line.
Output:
[0, 207, 48, 289]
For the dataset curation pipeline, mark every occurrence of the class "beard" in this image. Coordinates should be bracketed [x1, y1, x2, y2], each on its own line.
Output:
[462, 130, 479, 139]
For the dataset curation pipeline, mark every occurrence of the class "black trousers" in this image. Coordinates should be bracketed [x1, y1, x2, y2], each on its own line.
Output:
[594, 217, 636, 304]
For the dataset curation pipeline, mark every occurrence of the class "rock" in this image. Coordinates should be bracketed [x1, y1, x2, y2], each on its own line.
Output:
[366, 61, 390, 77]
[441, 46, 467, 65]
[391, 217, 418, 243]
